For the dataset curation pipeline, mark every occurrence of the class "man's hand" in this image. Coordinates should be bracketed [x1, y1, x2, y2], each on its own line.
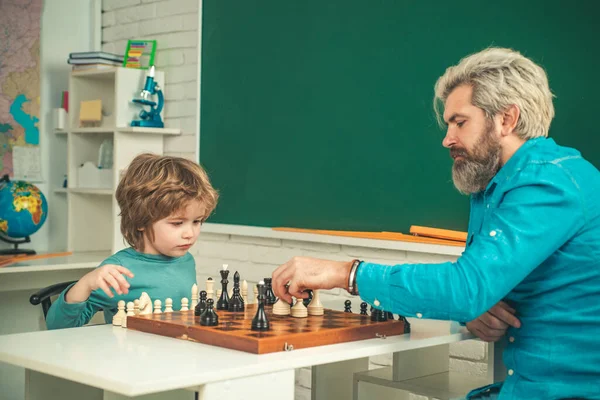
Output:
[272, 257, 352, 303]
[66, 264, 134, 303]
[466, 301, 521, 342]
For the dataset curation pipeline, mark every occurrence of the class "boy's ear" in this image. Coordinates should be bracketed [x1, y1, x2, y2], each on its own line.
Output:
[137, 227, 145, 232]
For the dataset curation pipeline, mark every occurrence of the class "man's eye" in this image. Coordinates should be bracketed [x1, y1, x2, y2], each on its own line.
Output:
[457, 121, 465, 128]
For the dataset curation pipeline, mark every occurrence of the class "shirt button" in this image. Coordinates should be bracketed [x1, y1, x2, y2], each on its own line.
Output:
[489, 230, 497, 237]
[373, 299, 380, 307]
[509, 336, 515, 343]
[416, 313, 423, 318]
[508, 369, 514, 376]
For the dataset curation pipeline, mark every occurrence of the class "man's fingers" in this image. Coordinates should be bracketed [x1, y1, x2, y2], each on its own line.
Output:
[272, 265, 294, 299]
[287, 282, 307, 299]
[479, 312, 509, 331]
[489, 304, 521, 328]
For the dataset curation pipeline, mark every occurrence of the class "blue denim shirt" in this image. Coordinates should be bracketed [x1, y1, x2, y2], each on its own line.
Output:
[356, 137, 600, 400]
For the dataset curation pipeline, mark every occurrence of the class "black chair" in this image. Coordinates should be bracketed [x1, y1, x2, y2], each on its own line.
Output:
[29, 280, 77, 319]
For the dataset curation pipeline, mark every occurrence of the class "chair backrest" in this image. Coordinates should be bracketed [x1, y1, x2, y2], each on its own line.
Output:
[29, 281, 77, 319]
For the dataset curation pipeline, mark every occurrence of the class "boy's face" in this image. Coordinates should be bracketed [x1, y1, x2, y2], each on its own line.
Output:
[142, 200, 205, 257]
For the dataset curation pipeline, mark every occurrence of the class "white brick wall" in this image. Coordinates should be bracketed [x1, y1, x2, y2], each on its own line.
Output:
[101, 0, 198, 161]
[191, 233, 488, 398]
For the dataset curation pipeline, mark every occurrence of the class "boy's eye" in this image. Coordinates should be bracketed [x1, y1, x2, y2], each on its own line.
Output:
[170, 222, 183, 226]
[193, 220, 202, 225]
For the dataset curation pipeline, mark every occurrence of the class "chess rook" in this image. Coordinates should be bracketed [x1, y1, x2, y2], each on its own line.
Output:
[251, 281, 270, 331]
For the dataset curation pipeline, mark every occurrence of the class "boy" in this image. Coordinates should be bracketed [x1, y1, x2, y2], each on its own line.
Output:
[46, 153, 218, 330]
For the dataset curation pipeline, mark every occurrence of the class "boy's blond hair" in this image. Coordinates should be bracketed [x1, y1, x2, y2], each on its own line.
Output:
[115, 153, 219, 250]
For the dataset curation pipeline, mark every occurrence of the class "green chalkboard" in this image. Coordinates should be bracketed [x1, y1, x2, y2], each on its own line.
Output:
[200, 0, 600, 232]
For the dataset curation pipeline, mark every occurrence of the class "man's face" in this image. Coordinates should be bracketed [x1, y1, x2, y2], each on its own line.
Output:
[442, 85, 502, 194]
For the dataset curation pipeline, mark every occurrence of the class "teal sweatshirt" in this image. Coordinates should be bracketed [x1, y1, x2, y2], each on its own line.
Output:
[46, 248, 197, 330]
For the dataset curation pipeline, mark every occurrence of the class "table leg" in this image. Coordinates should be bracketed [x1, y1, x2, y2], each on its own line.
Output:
[312, 357, 369, 400]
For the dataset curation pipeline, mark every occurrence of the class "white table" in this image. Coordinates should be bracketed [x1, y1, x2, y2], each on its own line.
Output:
[0, 252, 106, 400]
[0, 318, 480, 400]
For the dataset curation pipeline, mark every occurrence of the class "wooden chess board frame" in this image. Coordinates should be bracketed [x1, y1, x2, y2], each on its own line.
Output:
[127, 305, 408, 354]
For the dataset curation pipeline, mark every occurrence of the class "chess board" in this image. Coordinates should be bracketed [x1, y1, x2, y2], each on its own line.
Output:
[127, 304, 408, 354]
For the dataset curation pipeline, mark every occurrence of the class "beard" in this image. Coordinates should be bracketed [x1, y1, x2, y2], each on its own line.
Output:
[451, 120, 502, 195]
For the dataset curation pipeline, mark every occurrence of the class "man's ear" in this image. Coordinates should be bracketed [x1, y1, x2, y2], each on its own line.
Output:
[500, 104, 520, 137]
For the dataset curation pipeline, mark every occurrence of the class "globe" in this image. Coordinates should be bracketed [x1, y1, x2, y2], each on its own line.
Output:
[0, 179, 48, 240]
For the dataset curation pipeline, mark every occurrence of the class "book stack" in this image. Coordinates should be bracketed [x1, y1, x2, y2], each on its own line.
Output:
[68, 51, 124, 71]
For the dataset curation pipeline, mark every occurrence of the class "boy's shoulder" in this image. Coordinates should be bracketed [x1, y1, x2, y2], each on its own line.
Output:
[99, 247, 136, 267]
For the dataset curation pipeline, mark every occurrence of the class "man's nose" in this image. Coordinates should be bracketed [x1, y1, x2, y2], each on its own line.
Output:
[442, 129, 456, 149]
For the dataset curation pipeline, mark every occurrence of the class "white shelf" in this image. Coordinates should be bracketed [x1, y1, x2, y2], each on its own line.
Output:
[68, 188, 113, 195]
[54, 188, 68, 194]
[355, 368, 491, 400]
[71, 67, 118, 78]
[69, 127, 181, 135]
[54, 129, 67, 135]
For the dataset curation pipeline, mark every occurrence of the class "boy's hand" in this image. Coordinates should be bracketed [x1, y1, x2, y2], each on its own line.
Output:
[66, 264, 134, 303]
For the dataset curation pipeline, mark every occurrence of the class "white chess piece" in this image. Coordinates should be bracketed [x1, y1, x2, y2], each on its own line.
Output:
[273, 298, 291, 316]
[138, 292, 153, 315]
[228, 287, 233, 299]
[191, 284, 199, 306]
[242, 280, 248, 304]
[153, 299, 162, 314]
[253, 285, 258, 304]
[121, 301, 135, 328]
[206, 278, 214, 301]
[290, 297, 308, 318]
[181, 297, 189, 311]
[133, 299, 140, 315]
[307, 290, 324, 316]
[164, 298, 173, 313]
[113, 300, 126, 325]
[216, 289, 222, 302]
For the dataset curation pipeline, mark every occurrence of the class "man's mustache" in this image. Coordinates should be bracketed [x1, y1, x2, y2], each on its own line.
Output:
[450, 148, 469, 159]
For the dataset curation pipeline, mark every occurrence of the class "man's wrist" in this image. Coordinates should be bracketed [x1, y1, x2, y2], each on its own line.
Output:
[346, 259, 362, 296]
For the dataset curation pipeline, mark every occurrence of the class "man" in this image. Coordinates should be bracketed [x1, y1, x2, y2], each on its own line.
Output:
[272, 48, 600, 400]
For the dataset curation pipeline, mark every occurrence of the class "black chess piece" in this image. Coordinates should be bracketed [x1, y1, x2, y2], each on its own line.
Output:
[216, 267, 230, 310]
[360, 302, 368, 315]
[263, 278, 277, 305]
[386, 311, 394, 320]
[228, 271, 245, 312]
[398, 315, 411, 333]
[200, 299, 219, 326]
[251, 282, 270, 331]
[344, 300, 352, 313]
[195, 290, 207, 316]
[302, 289, 313, 307]
[371, 308, 388, 322]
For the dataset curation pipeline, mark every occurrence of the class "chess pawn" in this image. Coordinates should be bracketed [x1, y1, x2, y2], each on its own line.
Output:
[181, 297, 189, 311]
[360, 302, 368, 315]
[228, 271, 245, 312]
[113, 300, 126, 325]
[290, 297, 308, 318]
[121, 301, 135, 328]
[164, 298, 174, 313]
[200, 298, 219, 326]
[217, 266, 230, 310]
[241, 279, 248, 304]
[195, 290, 208, 316]
[272, 298, 291, 316]
[263, 278, 277, 305]
[153, 299, 162, 314]
[206, 277, 214, 301]
[133, 299, 140, 315]
[344, 300, 352, 313]
[252, 282, 270, 330]
[307, 290, 324, 316]
[191, 283, 199, 306]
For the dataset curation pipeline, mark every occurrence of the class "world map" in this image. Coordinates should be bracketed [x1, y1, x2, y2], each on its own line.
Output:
[0, 0, 43, 177]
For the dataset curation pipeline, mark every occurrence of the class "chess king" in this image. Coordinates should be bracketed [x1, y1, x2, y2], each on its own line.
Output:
[45, 154, 219, 329]
[272, 48, 600, 400]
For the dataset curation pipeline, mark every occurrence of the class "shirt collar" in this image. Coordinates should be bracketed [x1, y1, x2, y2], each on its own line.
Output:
[484, 137, 550, 193]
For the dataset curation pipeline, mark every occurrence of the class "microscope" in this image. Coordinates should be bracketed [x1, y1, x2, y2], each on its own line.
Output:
[131, 66, 164, 128]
